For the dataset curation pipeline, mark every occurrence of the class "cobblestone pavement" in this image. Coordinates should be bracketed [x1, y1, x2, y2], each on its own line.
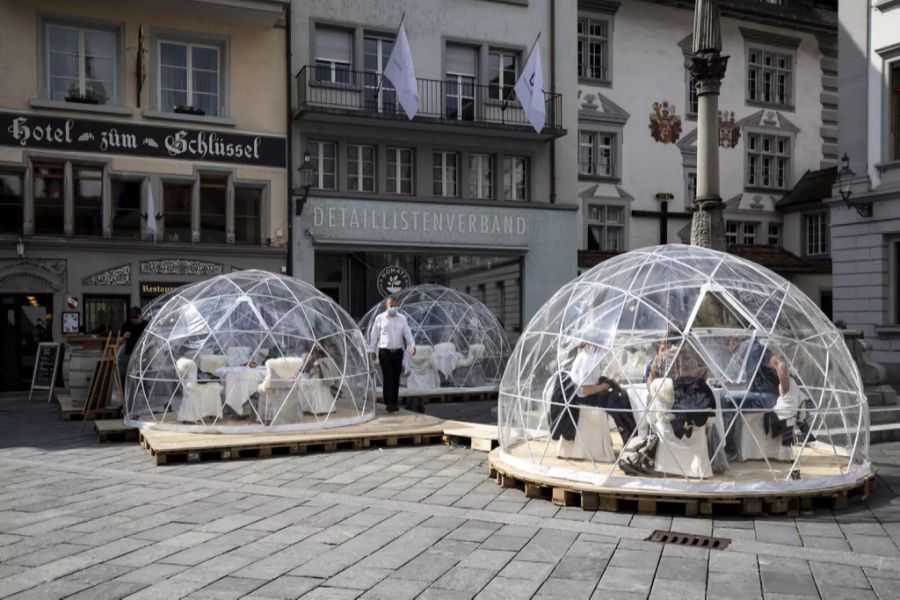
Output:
[2, 395, 900, 600]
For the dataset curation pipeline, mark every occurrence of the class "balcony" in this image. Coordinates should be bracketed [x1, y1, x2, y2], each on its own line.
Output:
[295, 65, 565, 139]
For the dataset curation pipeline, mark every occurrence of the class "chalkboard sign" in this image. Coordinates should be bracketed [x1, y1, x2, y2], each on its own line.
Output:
[29, 342, 61, 403]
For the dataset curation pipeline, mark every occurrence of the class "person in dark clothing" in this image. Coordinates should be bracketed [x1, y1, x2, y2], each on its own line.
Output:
[547, 373, 636, 443]
[119, 306, 147, 388]
[367, 296, 417, 413]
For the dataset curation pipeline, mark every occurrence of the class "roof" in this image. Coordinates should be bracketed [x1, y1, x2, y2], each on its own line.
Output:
[578, 250, 623, 270]
[776, 167, 837, 210]
[579, 246, 832, 275]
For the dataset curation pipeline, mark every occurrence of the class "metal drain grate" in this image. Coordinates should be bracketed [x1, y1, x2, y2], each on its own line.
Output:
[647, 530, 731, 550]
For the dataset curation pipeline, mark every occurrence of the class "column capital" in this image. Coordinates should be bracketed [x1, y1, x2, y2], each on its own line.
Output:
[690, 53, 729, 95]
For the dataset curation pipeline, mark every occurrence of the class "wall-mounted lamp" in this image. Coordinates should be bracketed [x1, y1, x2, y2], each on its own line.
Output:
[16, 236, 25, 258]
[295, 150, 316, 217]
[838, 152, 872, 218]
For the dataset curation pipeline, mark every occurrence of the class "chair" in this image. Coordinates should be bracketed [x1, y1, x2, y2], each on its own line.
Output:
[226, 346, 252, 366]
[737, 380, 801, 462]
[451, 343, 486, 387]
[299, 356, 338, 415]
[649, 378, 712, 478]
[432, 342, 460, 380]
[406, 345, 440, 390]
[257, 356, 304, 425]
[175, 358, 223, 422]
[198, 354, 228, 376]
[556, 406, 616, 463]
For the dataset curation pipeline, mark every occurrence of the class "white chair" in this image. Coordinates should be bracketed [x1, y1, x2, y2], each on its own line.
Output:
[451, 343, 486, 387]
[226, 346, 252, 366]
[198, 354, 228, 375]
[407, 345, 440, 390]
[649, 378, 712, 479]
[175, 358, 223, 422]
[299, 356, 338, 415]
[738, 381, 801, 462]
[257, 357, 304, 424]
[556, 406, 616, 463]
[433, 342, 460, 380]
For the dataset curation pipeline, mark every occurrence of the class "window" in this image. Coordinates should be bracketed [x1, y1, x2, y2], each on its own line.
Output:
[891, 62, 900, 161]
[83, 295, 128, 335]
[386, 147, 413, 194]
[234, 187, 261, 245]
[468, 154, 493, 199]
[200, 177, 227, 243]
[686, 171, 697, 204]
[503, 156, 528, 201]
[746, 133, 791, 189]
[687, 72, 698, 116]
[741, 223, 758, 245]
[578, 131, 615, 177]
[309, 141, 336, 190]
[33, 163, 65, 235]
[162, 182, 192, 242]
[726, 223, 738, 246]
[587, 205, 624, 252]
[47, 24, 116, 105]
[496, 281, 506, 327]
[347, 145, 375, 192]
[577, 17, 609, 82]
[0, 173, 23, 234]
[72, 166, 103, 236]
[488, 51, 516, 101]
[726, 222, 758, 245]
[433, 151, 458, 197]
[805, 212, 829, 256]
[445, 44, 477, 121]
[748, 47, 793, 107]
[768, 223, 781, 246]
[364, 36, 396, 113]
[111, 179, 141, 239]
[315, 27, 352, 84]
[159, 41, 221, 116]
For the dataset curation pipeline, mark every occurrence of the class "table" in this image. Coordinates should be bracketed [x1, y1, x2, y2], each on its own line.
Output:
[215, 366, 266, 414]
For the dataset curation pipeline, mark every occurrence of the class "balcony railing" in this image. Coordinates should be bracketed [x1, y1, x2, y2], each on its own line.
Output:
[295, 65, 563, 133]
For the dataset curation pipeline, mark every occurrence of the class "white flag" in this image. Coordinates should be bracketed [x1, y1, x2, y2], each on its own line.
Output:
[384, 22, 419, 120]
[146, 184, 158, 241]
[514, 40, 545, 134]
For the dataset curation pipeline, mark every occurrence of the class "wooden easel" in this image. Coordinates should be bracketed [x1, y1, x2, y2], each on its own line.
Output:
[80, 332, 124, 430]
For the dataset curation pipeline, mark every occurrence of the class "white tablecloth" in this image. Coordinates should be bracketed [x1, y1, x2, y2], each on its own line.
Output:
[215, 366, 266, 413]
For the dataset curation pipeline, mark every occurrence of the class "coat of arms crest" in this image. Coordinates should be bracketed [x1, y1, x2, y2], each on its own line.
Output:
[649, 101, 682, 144]
[719, 111, 741, 149]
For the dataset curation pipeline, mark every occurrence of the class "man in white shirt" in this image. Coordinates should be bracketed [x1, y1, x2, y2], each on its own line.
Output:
[368, 296, 417, 412]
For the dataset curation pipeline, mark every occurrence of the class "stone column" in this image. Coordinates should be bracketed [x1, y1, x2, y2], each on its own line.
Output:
[689, 0, 727, 251]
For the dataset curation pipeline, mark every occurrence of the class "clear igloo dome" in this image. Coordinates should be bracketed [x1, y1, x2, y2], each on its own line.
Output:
[125, 270, 375, 433]
[499, 245, 871, 494]
[359, 284, 511, 390]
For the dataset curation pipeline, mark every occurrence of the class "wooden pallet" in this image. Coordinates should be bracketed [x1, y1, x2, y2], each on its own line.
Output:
[488, 449, 876, 517]
[442, 422, 499, 452]
[57, 393, 84, 421]
[378, 386, 499, 404]
[139, 408, 447, 465]
[94, 419, 139, 443]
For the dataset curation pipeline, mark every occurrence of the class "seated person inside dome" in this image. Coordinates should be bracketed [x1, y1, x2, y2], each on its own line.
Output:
[547, 341, 636, 449]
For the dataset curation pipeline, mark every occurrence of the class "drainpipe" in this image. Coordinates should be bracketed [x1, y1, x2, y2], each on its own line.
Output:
[285, 2, 294, 276]
[549, 0, 556, 204]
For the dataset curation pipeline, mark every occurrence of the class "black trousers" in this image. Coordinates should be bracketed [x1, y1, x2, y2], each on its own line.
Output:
[379, 348, 404, 409]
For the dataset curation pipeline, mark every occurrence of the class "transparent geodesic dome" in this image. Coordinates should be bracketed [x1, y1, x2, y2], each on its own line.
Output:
[141, 285, 187, 322]
[125, 270, 375, 433]
[499, 245, 871, 494]
[359, 284, 511, 389]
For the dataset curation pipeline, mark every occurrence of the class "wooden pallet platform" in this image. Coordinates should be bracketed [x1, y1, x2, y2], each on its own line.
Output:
[377, 385, 499, 404]
[57, 394, 84, 421]
[139, 407, 447, 465]
[488, 448, 876, 517]
[94, 419, 139, 443]
[442, 422, 499, 452]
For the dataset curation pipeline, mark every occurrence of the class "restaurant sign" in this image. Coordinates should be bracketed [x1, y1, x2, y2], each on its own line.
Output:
[1, 111, 286, 168]
[140, 281, 180, 298]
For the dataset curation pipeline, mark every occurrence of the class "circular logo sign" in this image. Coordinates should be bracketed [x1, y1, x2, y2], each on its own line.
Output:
[377, 266, 411, 297]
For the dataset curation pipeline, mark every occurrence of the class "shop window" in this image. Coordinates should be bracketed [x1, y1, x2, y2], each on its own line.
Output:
[0, 173, 23, 234]
[46, 22, 118, 105]
[747, 46, 793, 107]
[386, 147, 413, 195]
[309, 141, 336, 190]
[891, 61, 900, 161]
[199, 176, 227, 243]
[577, 16, 610, 83]
[72, 165, 102, 236]
[433, 151, 459, 197]
[347, 144, 375, 192]
[363, 36, 396, 113]
[315, 26, 353, 84]
[234, 186, 261, 245]
[587, 205, 624, 252]
[488, 50, 516, 102]
[468, 154, 493, 199]
[159, 40, 222, 117]
[163, 182, 192, 242]
[503, 156, 528, 201]
[445, 44, 477, 121]
[579, 131, 615, 178]
[83, 295, 129, 335]
[805, 212, 829, 256]
[111, 179, 142, 239]
[768, 223, 782, 246]
[746, 132, 791, 190]
[32, 163, 65, 235]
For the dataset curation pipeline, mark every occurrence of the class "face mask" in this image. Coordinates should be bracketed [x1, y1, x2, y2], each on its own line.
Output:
[387, 306, 399, 316]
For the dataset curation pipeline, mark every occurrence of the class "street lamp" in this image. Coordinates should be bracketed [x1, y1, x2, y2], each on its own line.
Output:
[837, 152, 872, 218]
[296, 150, 316, 217]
